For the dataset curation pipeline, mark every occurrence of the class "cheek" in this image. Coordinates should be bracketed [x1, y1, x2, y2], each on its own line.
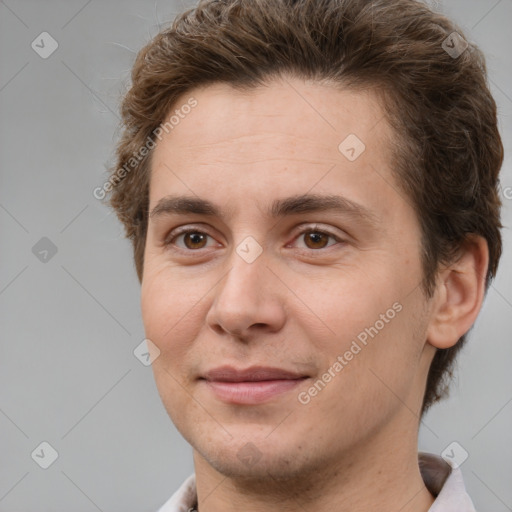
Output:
[304, 264, 425, 396]
[301, 310, 424, 439]
[141, 274, 202, 424]
[298, 266, 396, 340]
[349, 298, 428, 410]
[141, 272, 200, 365]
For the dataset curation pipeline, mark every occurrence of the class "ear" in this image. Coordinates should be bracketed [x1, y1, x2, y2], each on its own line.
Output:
[426, 235, 489, 349]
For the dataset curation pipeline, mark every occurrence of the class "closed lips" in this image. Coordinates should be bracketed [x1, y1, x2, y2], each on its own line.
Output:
[201, 366, 309, 382]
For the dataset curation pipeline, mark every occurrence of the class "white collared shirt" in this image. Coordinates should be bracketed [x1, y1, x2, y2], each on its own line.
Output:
[156, 453, 477, 511]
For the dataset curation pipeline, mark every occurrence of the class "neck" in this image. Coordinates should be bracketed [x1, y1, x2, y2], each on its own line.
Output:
[192, 411, 435, 512]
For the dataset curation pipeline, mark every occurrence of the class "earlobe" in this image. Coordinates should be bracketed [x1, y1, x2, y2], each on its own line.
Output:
[426, 236, 489, 350]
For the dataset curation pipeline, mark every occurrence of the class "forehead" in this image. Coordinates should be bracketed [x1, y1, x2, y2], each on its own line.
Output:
[148, 77, 400, 220]
[154, 78, 391, 151]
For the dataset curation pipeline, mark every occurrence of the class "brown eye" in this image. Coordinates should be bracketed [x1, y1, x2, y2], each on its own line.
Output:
[293, 228, 341, 250]
[303, 231, 331, 249]
[182, 232, 208, 249]
[166, 229, 216, 251]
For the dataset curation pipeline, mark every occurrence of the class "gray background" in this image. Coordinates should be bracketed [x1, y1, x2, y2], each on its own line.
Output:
[0, 0, 511, 510]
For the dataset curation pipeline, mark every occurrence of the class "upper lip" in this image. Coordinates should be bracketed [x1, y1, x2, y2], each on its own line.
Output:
[202, 365, 309, 382]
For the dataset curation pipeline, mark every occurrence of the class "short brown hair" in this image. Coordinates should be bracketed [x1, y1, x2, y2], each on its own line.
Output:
[106, 0, 503, 417]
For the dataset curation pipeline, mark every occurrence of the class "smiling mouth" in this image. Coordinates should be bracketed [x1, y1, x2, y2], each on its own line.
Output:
[199, 365, 310, 404]
[201, 378, 308, 404]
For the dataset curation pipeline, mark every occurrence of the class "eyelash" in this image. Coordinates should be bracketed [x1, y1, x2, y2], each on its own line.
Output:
[164, 225, 344, 253]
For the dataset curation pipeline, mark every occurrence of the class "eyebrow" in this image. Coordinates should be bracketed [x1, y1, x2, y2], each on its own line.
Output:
[149, 193, 380, 227]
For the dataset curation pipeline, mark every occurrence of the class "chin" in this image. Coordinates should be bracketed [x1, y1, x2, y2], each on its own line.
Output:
[192, 428, 319, 478]
[202, 447, 305, 480]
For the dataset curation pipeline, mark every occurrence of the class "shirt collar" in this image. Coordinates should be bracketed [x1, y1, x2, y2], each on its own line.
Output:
[156, 452, 476, 511]
[419, 452, 477, 511]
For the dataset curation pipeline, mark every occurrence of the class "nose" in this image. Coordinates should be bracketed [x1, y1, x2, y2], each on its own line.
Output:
[206, 249, 286, 340]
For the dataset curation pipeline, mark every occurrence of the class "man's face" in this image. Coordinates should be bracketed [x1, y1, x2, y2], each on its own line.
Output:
[141, 77, 436, 480]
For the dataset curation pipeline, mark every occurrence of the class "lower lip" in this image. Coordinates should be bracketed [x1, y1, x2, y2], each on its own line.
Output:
[202, 378, 307, 404]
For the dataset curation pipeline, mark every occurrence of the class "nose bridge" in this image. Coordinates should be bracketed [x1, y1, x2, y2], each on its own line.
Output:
[220, 230, 268, 297]
[207, 242, 285, 336]
[217, 245, 268, 313]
